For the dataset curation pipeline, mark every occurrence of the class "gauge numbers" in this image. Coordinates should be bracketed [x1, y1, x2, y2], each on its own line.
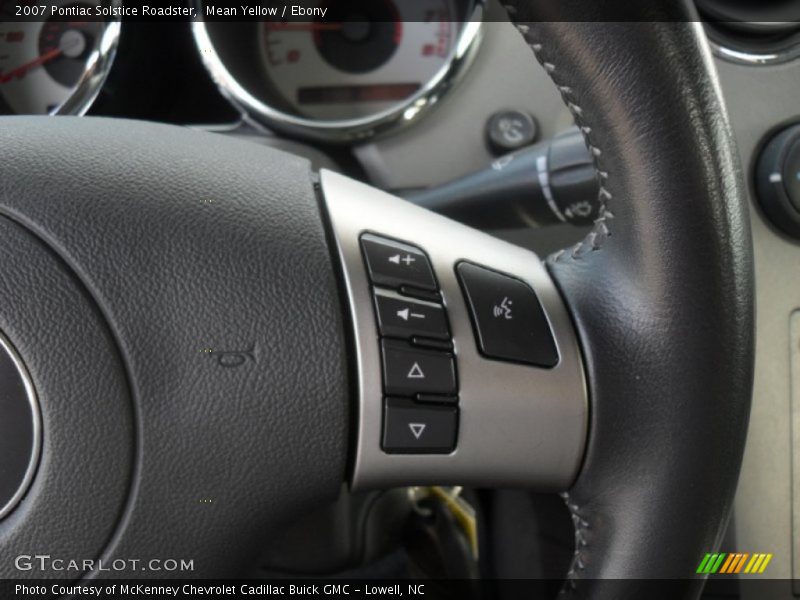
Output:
[258, 0, 460, 121]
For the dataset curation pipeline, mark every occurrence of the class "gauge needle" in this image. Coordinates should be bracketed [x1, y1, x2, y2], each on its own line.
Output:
[0, 47, 64, 84]
[264, 22, 343, 32]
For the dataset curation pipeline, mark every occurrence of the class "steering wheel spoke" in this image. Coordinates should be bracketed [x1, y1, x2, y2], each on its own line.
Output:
[321, 169, 588, 490]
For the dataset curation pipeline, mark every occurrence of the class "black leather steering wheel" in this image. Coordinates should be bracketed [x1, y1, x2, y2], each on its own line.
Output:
[502, 1, 754, 596]
[0, 1, 753, 598]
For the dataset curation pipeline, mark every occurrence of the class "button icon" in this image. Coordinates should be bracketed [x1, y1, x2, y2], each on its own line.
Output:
[396, 307, 426, 321]
[408, 423, 426, 439]
[564, 200, 594, 219]
[492, 297, 513, 320]
[388, 253, 416, 266]
[407, 362, 425, 379]
[497, 116, 526, 144]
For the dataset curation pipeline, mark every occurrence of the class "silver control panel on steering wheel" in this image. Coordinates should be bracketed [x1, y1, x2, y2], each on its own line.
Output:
[321, 170, 588, 490]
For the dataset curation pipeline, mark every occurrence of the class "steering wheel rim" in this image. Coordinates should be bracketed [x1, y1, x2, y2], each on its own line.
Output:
[505, 1, 754, 595]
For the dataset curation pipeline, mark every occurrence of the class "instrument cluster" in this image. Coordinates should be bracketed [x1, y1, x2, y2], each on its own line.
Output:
[0, 1, 482, 144]
[193, 0, 482, 141]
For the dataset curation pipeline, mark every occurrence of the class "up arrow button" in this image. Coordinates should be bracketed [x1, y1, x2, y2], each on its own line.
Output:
[381, 340, 456, 396]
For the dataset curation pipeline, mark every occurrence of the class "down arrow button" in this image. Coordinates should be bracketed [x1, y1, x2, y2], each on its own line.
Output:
[382, 398, 458, 454]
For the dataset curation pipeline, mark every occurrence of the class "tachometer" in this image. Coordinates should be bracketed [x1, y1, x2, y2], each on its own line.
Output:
[194, 0, 482, 141]
[0, 2, 120, 115]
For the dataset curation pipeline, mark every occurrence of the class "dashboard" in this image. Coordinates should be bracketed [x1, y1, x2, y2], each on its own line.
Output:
[2, 2, 799, 181]
[0, 0, 586, 201]
[1, 0, 481, 139]
[0, 0, 566, 195]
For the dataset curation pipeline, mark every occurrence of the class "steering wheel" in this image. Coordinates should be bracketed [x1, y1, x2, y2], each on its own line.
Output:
[0, 1, 753, 597]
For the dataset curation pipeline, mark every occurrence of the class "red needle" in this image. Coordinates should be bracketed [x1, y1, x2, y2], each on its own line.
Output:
[264, 22, 343, 32]
[0, 46, 64, 84]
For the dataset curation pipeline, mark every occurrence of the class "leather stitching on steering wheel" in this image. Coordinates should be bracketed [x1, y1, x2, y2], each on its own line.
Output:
[508, 16, 615, 262]
[499, 6, 754, 595]
[560, 491, 590, 591]
[506, 15, 606, 591]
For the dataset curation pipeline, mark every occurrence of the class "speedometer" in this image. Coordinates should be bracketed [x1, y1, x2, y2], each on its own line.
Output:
[0, 2, 119, 115]
[194, 0, 482, 141]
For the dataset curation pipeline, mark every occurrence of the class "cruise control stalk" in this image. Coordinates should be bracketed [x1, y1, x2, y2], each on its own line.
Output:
[406, 127, 600, 229]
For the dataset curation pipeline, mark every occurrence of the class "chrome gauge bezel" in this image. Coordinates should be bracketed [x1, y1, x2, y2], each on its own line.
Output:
[55, 19, 121, 115]
[192, 1, 484, 142]
[708, 36, 800, 67]
[703, 22, 800, 66]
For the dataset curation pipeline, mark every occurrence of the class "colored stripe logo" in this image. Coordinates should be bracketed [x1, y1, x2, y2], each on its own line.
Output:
[697, 552, 773, 574]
